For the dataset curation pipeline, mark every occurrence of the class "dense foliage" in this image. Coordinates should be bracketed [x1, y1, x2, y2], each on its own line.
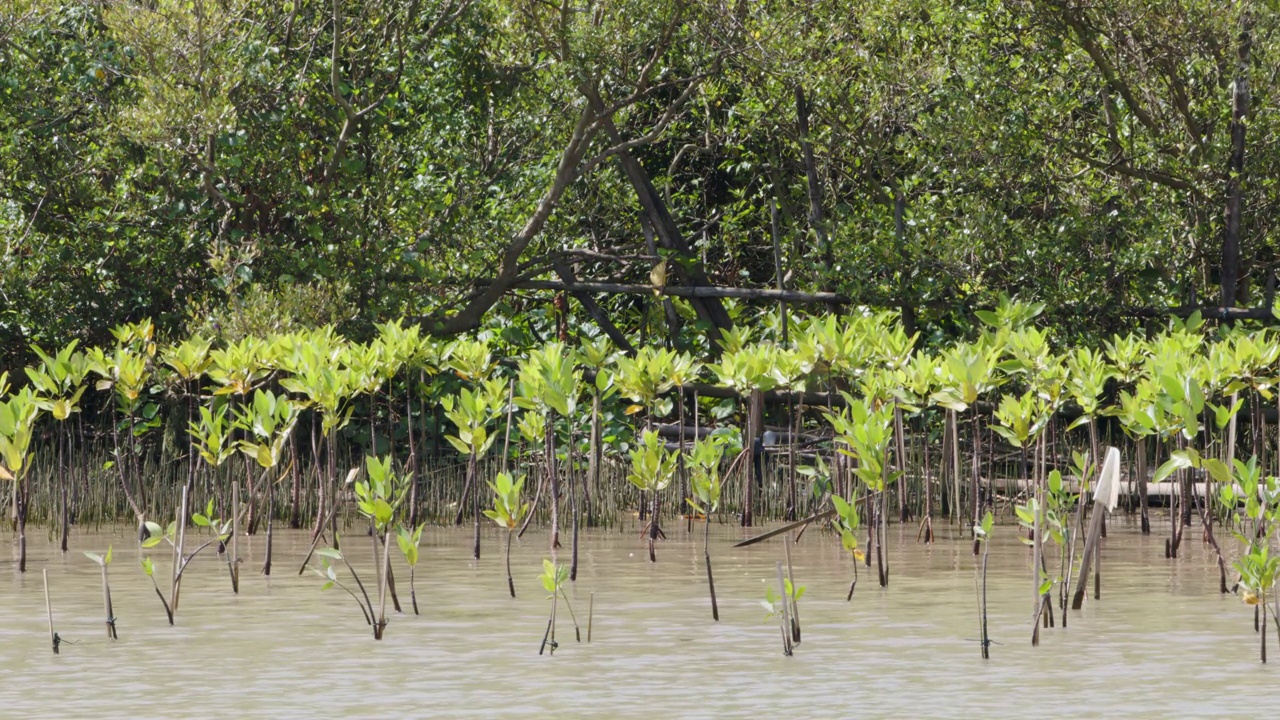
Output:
[3, 0, 1279, 367]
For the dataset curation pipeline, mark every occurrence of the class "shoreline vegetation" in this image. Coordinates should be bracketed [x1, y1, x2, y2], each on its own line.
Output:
[5, 299, 1280, 657]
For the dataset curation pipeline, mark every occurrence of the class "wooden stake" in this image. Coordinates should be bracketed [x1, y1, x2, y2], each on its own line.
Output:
[43, 568, 57, 653]
[775, 561, 793, 656]
[101, 562, 117, 639]
[231, 481, 240, 593]
[587, 592, 594, 643]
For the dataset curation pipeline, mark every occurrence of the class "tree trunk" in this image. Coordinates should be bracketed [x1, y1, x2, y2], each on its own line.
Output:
[1221, 12, 1252, 306]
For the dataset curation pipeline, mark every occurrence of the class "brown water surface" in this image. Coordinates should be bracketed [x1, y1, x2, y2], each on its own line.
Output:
[0, 518, 1266, 718]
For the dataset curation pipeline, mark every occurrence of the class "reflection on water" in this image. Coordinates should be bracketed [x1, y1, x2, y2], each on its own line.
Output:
[0, 517, 1265, 718]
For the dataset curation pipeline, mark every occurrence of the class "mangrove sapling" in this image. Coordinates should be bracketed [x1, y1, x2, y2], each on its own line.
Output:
[826, 394, 899, 587]
[993, 390, 1052, 642]
[0, 385, 39, 573]
[666, 352, 703, 526]
[516, 342, 583, 554]
[687, 435, 729, 620]
[761, 563, 796, 656]
[160, 335, 214, 500]
[627, 430, 678, 562]
[395, 524, 425, 615]
[84, 546, 118, 639]
[138, 497, 233, 625]
[831, 495, 864, 600]
[1224, 459, 1280, 662]
[974, 511, 994, 659]
[1237, 546, 1280, 664]
[278, 336, 358, 544]
[899, 353, 939, 541]
[577, 339, 618, 527]
[933, 343, 1002, 551]
[86, 329, 157, 534]
[538, 559, 581, 655]
[483, 471, 530, 598]
[189, 402, 241, 590]
[233, 389, 302, 575]
[442, 378, 506, 560]
[515, 409, 547, 538]
[26, 341, 90, 553]
[311, 547, 374, 628]
[140, 556, 173, 624]
[1015, 495, 1056, 645]
[355, 455, 411, 638]
[441, 338, 499, 525]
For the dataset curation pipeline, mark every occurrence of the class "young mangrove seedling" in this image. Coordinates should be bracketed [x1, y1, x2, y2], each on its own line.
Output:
[831, 494, 864, 601]
[27, 341, 90, 553]
[396, 524, 425, 615]
[442, 377, 506, 560]
[0, 385, 40, 573]
[140, 555, 173, 625]
[628, 430, 678, 562]
[538, 559, 581, 655]
[84, 546, 118, 639]
[687, 436, 728, 620]
[312, 546, 374, 628]
[516, 342, 582, 556]
[188, 403, 240, 591]
[483, 471, 530, 598]
[760, 562, 801, 656]
[355, 454, 411, 638]
[974, 511, 994, 659]
[139, 494, 232, 625]
[234, 388, 302, 576]
[826, 393, 900, 587]
[1224, 458, 1280, 662]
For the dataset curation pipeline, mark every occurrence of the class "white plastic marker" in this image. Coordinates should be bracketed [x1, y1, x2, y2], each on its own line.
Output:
[1072, 447, 1121, 610]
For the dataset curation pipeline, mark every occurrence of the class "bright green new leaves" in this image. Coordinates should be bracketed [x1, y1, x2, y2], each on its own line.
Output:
[1152, 447, 1230, 486]
[708, 344, 783, 397]
[974, 294, 1045, 333]
[539, 558, 569, 597]
[974, 511, 995, 543]
[396, 524, 425, 569]
[278, 335, 357, 435]
[189, 404, 238, 468]
[615, 346, 678, 413]
[208, 337, 269, 396]
[0, 388, 39, 481]
[234, 389, 301, 469]
[686, 436, 727, 516]
[161, 336, 213, 381]
[356, 455, 409, 530]
[627, 430, 677, 494]
[87, 344, 153, 416]
[932, 343, 1002, 413]
[831, 494, 864, 561]
[991, 390, 1051, 449]
[825, 396, 899, 493]
[517, 341, 580, 417]
[442, 378, 507, 458]
[443, 338, 496, 382]
[84, 545, 114, 567]
[1065, 347, 1112, 431]
[26, 341, 90, 421]
[483, 472, 530, 531]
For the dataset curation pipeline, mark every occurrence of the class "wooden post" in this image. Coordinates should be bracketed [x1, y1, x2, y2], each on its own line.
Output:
[775, 561, 793, 656]
[1072, 448, 1120, 610]
[231, 481, 240, 593]
[44, 569, 58, 655]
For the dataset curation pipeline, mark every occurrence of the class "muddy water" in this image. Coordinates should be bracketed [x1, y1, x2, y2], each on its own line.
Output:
[0, 518, 1267, 718]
